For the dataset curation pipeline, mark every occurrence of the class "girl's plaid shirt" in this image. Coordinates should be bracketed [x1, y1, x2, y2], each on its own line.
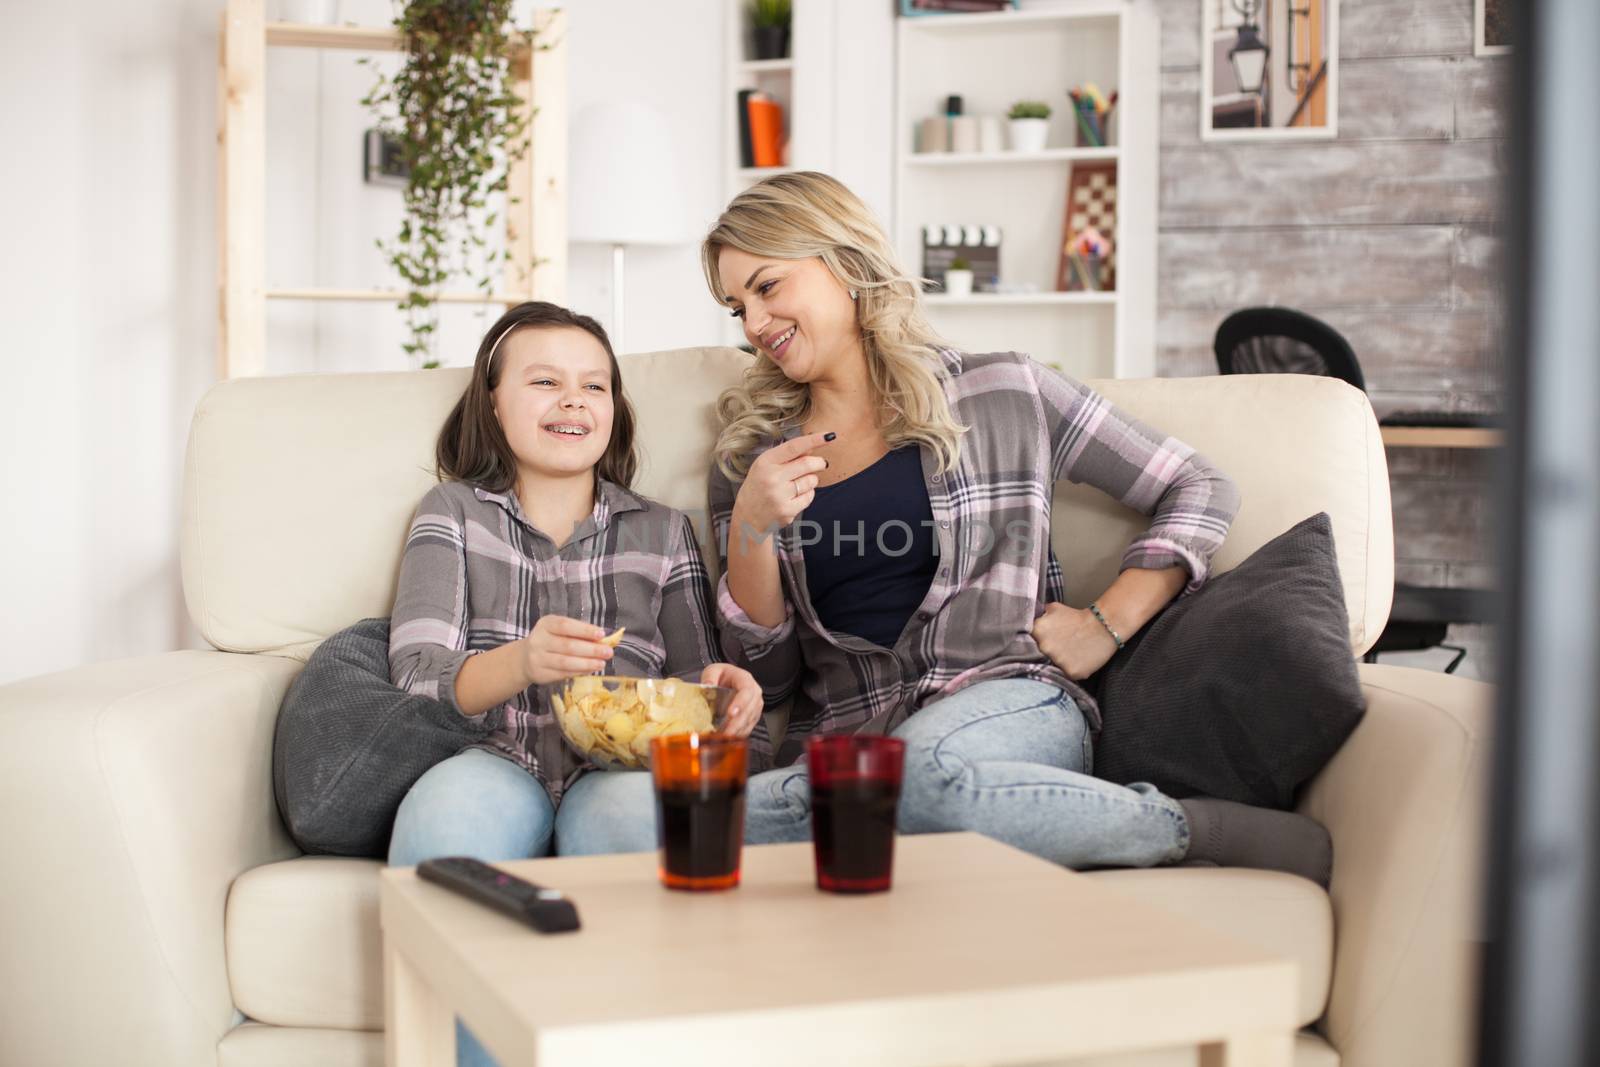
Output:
[389, 478, 724, 796]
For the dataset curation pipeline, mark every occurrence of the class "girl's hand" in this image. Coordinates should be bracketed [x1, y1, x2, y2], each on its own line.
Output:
[699, 662, 764, 738]
[729, 432, 833, 545]
[520, 615, 614, 685]
[1031, 603, 1119, 680]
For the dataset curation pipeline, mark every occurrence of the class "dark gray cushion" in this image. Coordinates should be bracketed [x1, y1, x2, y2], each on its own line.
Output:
[272, 618, 500, 857]
[1091, 513, 1366, 810]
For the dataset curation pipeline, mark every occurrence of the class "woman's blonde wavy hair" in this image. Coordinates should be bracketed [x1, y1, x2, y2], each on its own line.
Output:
[701, 171, 966, 479]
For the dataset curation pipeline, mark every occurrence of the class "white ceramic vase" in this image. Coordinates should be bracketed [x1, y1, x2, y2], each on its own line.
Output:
[943, 269, 974, 297]
[1007, 118, 1049, 153]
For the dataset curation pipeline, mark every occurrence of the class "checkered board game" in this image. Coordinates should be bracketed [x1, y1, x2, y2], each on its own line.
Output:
[1057, 161, 1118, 292]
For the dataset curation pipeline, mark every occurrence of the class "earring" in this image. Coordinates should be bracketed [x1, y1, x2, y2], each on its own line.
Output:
[850, 290, 859, 300]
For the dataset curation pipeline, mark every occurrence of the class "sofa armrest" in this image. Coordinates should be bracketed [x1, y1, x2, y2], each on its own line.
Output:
[1298, 663, 1491, 1067]
[0, 651, 303, 1067]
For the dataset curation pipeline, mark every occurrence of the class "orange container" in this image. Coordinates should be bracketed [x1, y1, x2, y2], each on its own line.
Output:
[747, 96, 785, 168]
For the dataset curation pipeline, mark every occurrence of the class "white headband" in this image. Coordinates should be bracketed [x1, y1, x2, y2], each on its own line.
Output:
[486, 323, 520, 366]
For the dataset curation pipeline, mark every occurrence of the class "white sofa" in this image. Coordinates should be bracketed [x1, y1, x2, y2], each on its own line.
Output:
[0, 347, 1489, 1067]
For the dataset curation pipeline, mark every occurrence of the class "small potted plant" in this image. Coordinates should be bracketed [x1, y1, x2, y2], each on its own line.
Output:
[1007, 100, 1051, 153]
[751, 0, 792, 60]
[943, 256, 974, 298]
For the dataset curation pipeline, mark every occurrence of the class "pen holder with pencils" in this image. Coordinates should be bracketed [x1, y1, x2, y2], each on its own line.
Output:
[1069, 85, 1117, 148]
[1062, 224, 1112, 292]
[1065, 252, 1106, 292]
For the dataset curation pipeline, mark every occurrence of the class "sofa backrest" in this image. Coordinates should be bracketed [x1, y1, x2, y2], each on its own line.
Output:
[181, 346, 1391, 658]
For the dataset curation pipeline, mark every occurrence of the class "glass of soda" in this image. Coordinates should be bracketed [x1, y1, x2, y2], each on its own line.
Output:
[805, 735, 906, 893]
[649, 734, 749, 891]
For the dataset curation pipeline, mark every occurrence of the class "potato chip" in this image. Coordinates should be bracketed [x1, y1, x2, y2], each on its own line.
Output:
[601, 626, 625, 648]
[603, 712, 637, 744]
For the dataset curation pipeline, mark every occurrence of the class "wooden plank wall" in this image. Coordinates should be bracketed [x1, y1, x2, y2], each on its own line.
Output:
[1152, 0, 1505, 640]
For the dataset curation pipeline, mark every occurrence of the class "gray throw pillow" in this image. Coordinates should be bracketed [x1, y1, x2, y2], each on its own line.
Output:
[1091, 512, 1366, 810]
[272, 618, 500, 857]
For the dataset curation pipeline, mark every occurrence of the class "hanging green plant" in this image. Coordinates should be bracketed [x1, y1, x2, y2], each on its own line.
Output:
[360, 0, 535, 367]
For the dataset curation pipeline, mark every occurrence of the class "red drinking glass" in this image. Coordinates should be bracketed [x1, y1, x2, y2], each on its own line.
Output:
[805, 735, 906, 893]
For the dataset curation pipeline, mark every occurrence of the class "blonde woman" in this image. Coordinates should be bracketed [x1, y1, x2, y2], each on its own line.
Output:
[682, 170, 1330, 881]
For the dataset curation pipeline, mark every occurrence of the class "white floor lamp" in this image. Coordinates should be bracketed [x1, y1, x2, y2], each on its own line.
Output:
[568, 101, 693, 355]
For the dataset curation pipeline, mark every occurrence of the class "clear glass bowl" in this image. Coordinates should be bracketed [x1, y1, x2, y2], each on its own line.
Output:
[552, 675, 734, 769]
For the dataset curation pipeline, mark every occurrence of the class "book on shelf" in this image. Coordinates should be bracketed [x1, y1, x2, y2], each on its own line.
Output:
[737, 88, 755, 168]
[900, 0, 1016, 14]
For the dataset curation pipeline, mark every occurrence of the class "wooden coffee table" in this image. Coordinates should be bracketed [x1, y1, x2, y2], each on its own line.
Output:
[381, 832, 1297, 1066]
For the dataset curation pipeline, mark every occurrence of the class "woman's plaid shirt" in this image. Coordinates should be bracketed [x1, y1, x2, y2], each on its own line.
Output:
[708, 350, 1240, 768]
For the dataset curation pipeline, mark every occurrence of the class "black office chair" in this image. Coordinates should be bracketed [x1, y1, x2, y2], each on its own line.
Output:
[1213, 306, 1366, 389]
[1212, 307, 1492, 673]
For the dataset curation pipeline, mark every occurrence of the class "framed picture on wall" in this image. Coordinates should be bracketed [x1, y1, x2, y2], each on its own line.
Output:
[1475, 0, 1511, 56]
[1201, 0, 1339, 141]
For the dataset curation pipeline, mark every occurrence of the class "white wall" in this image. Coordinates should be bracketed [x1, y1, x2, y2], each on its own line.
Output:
[0, 0, 730, 684]
[0, 0, 893, 685]
[1, 0, 220, 684]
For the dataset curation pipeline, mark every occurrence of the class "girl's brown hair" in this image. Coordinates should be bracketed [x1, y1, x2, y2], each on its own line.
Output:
[436, 302, 638, 491]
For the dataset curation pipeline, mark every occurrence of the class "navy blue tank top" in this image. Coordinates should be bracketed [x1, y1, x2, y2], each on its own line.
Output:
[799, 446, 938, 649]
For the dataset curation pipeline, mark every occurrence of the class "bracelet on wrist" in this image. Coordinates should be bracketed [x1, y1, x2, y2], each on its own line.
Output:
[1089, 601, 1125, 651]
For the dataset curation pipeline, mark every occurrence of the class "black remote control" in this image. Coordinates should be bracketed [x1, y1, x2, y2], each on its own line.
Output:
[417, 857, 581, 934]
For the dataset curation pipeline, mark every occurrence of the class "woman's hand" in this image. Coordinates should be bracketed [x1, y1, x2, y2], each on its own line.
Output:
[700, 662, 764, 738]
[1031, 603, 1120, 680]
[520, 615, 614, 685]
[729, 432, 833, 544]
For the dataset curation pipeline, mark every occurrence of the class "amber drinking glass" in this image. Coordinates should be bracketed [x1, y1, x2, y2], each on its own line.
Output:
[650, 734, 749, 891]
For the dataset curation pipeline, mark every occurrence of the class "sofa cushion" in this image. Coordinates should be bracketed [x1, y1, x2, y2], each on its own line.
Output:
[1085, 867, 1334, 1028]
[227, 856, 385, 1030]
[1092, 513, 1367, 809]
[225, 856, 1331, 1035]
[273, 618, 498, 858]
[217, 1023, 382, 1067]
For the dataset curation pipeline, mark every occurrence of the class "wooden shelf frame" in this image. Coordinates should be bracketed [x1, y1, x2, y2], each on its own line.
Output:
[218, 0, 568, 378]
[264, 288, 535, 305]
[923, 292, 1117, 307]
[905, 147, 1120, 167]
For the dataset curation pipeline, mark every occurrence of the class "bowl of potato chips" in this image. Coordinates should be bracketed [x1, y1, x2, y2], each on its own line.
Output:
[552, 675, 733, 769]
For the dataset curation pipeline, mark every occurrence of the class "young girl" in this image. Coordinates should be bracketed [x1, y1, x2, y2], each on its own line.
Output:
[386, 301, 763, 872]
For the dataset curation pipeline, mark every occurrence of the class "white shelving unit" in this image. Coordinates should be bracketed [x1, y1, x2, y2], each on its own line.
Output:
[894, 2, 1160, 380]
[723, 2, 811, 198]
[721, 0, 849, 344]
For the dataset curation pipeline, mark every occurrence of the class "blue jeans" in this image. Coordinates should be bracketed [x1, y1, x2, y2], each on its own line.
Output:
[388, 748, 556, 868]
[891, 678, 1189, 869]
